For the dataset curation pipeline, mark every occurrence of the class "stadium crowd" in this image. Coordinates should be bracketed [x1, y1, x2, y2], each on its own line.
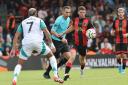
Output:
[0, 0, 128, 58]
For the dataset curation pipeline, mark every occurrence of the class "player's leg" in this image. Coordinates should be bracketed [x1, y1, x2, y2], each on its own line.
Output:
[79, 55, 86, 76]
[116, 54, 122, 73]
[43, 66, 52, 79]
[43, 54, 68, 79]
[58, 48, 76, 68]
[77, 45, 86, 76]
[117, 54, 126, 74]
[41, 43, 63, 83]
[12, 59, 25, 85]
[43, 40, 68, 79]
[62, 45, 76, 81]
[43, 40, 62, 79]
[122, 53, 127, 73]
[116, 43, 127, 74]
[115, 43, 122, 73]
[120, 51, 127, 73]
[57, 54, 68, 68]
[121, 43, 128, 73]
[43, 52, 60, 79]
[12, 47, 32, 85]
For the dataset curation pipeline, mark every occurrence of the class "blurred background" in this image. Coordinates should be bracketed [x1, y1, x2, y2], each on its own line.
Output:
[0, 0, 128, 71]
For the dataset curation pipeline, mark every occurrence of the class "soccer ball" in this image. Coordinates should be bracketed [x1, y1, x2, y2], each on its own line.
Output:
[86, 28, 96, 39]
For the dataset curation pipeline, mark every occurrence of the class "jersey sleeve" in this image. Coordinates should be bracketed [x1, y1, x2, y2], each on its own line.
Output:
[112, 20, 116, 30]
[40, 20, 47, 30]
[87, 20, 93, 29]
[127, 19, 128, 33]
[51, 17, 60, 31]
[17, 23, 23, 33]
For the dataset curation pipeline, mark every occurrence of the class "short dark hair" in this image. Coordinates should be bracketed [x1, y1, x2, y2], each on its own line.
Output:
[78, 6, 86, 11]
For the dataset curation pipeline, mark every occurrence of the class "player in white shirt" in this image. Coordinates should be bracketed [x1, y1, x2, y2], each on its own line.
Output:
[10, 8, 64, 85]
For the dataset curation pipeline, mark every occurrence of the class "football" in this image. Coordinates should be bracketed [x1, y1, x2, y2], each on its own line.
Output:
[86, 28, 96, 39]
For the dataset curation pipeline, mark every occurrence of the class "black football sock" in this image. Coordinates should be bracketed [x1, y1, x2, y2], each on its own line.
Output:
[123, 59, 126, 70]
[117, 58, 121, 65]
[81, 64, 85, 70]
[58, 58, 67, 68]
[45, 64, 52, 74]
[65, 62, 72, 74]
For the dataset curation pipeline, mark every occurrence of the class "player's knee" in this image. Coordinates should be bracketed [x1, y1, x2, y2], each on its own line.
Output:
[79, 52, 86, 57]
[46, 52, 53, 58]
[63, 52, 71, 59]
[51, 48, 56, 53]
[68, 52, 75, 61]
[122, 54, 127, 58]
[79, 59, 85, 64]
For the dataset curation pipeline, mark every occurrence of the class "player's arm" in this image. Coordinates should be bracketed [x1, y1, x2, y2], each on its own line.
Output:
[42, 27, 56, 52]
[51, 30, 60, 38]
[10, 24, 22, 57]
[123, 20, 128, 37]
[111, 20, 116, 36]
[40, 20, 52, 43]
[87, 20, 93, 29]
[43, 28, 53, 43]
[63, 25, 74, 35]
[61, 20, 74, 35]
[12, 32, 20, 49]
[12, 24, 22, 49]
[40, 20, 55, 49]
[51, 17, 61, 37]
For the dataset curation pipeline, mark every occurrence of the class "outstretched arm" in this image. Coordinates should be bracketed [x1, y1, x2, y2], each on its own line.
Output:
[43, 28, 53, 44]
[62, 25, 74, 35]
[10, 30, 21, 57]
[10, 23, 22, 57]
[43, 28, 56, 52]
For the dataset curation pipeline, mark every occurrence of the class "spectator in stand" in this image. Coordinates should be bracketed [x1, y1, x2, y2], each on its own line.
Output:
[100, 38, 112, 54]
[19, 5, 28, 18]
[6, 12, 16, 39]
[45, 11, 55, 31]
[102, 25, 113, 42]
[0, 22, 3, 37]
[0, 21, 3, 57]
[0, 34, 4, 56]
[91, 11, 103, 33]
[2, 34, 12, 62]
[38, 8, 48, 21]
[6, 33, 12, 48]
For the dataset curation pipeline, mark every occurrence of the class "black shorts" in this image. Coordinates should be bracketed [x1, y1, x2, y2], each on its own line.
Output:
[75, 45, 87, 56]
[53, 39, 69, 59]
[115, 43, 127, 54]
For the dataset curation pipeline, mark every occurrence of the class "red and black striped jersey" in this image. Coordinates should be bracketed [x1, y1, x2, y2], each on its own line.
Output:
[73, 17, 93, 46]
[113, 18, 128, 44]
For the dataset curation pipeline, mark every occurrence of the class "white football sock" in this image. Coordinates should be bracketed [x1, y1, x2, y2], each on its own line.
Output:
[49, 56, 58, 77]
[13, 64, 22, 81]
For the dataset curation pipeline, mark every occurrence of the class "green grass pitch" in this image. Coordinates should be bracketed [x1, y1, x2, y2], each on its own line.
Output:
[0, 68, 128, 85]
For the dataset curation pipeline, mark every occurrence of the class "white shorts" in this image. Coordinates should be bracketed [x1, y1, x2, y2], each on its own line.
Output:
[19, 42, 51, 60]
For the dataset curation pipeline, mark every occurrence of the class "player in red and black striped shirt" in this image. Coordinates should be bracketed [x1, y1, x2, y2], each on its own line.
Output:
[62, 6, 93, 76]
[112, 7, 128, 74]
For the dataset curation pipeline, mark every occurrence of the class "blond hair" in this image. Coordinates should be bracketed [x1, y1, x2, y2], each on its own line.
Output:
[28, 8, 37, 16]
